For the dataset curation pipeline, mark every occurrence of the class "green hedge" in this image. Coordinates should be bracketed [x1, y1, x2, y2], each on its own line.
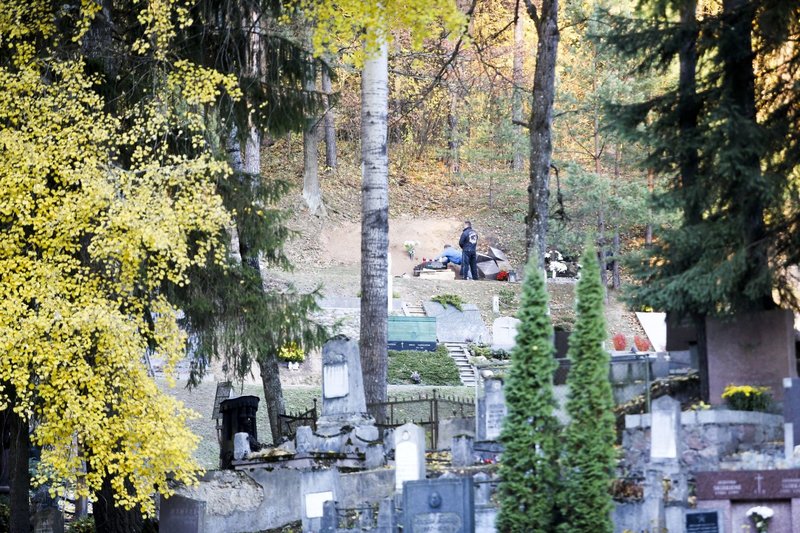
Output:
[388, 345, 462, 385]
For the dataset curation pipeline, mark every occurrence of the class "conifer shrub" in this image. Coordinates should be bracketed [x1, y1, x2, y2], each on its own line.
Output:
[497, 262, 562, 532]
[558, 245, 616, 533]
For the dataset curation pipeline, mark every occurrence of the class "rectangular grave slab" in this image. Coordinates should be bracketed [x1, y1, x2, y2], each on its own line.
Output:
[696, 469, 800, 500]
[388, 316, 437, 352]
[706, 309, 797, 404]
[403, 476, 474, 533]
[159, 495, 205, 533]
[685, 509, 721, 533]
[483, 378, 506, 442]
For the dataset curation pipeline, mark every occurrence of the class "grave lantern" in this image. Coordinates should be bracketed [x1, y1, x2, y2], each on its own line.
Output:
[219, 395, 259, 469]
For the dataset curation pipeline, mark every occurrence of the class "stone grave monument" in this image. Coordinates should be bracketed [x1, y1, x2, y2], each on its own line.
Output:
[695, 469, 800, 531]
[478, 378, 506, 441]
[317, 335, 375, 435]
[645, 395, 687, 533]
[301, 467, 340, 533]
[785, 377, 800, 459]
[159, 494, 206, 533]
[684, 509, 721, 533]
[394, 423, 427, 492]
[706, 309, 797, 404]
[491, 317, 520, 352]
[402, 476, 474, 533]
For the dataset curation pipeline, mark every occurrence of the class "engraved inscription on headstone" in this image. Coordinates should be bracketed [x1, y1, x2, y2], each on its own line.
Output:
[696, 469, 800, 500]
[685, 510, 720, 533]
[403, 477, 474, 533]
[323, 362, 348, 399]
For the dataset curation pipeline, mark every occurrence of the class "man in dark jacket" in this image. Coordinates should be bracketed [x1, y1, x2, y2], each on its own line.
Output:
[458, 221, 479, 280]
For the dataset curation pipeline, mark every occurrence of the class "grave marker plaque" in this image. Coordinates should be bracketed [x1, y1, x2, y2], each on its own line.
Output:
[388, 316, 437, 351]
[159, 495, 205, 533]
[403, 476, 474, 533]
[685, 509, 720, 533]
[483, 378, 506, 441]
[650, 395, 680, 461]
[695, 469, 800, 500]
[395, 423, 427, 492]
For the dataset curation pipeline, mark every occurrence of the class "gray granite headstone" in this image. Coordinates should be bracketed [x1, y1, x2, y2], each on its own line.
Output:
[473, 472, 491, 506]
[159, 494, 205, 533]
[650, 395, 681, 462]
[684, 509, 720, 533]
[403, 476, 475, 533]
[483, 378, 507, 441]
[296, 425, 313, 454]
[317, 335, 374, 434]
[784, 377, 800, 459]
[32, 508, 64, 533]
[301, 467, 340, 533]
[233, 432, 250, 460]
[451, 435, 474, 467]
[395, 423, 427, 492]
[491, 317, 520, 351]
[366, 442, 386, 469]
[424, 302, 490, 344]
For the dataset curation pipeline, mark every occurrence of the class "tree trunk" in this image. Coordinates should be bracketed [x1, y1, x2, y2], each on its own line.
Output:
[447, 90, 461, 176]
[525, 0, 559, 268]
[93, 476, 143, 533]
[7, 388, 30, 533]
[322, 65, 338, 170]
[360, 41, 389, 417]
[511, 2, 525, 171]
[303, 60, 326, 216]
[612, 231, 621, 289]
[645, 168, 654, 247]
[721, 0, 771, 310]
[678, 0, 709, 402]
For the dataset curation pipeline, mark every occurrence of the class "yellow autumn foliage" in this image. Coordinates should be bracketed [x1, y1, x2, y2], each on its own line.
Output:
[0, 0, 237, 515]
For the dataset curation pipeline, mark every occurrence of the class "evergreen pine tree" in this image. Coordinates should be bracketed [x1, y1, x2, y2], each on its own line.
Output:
[497, 261, 561, 533]
[558, 245, 616, 532]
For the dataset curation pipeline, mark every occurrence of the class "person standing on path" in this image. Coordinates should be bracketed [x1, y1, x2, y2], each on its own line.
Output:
[459, 220, 479, 280]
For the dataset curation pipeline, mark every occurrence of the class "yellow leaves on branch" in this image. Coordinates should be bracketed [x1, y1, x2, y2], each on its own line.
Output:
[294, 0, 466, 64]
[0, 5, 238, 516]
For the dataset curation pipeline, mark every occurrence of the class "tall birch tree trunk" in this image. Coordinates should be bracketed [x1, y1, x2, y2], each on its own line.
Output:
[322, 65, 338, 170]
[360, 41, 390, 416]
[303, 60, 326, 216]
[525, 0, 559, 268]
[511, 2, 525, 171]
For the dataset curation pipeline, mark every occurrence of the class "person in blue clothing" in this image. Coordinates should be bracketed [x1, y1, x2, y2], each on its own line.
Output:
[458, 220, 479, 280]
[433, 244, 462, 266]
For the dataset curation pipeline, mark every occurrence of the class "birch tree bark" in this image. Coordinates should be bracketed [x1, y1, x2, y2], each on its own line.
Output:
[525, 0, 559, 268]
[322, 64, 338, 170]
[303, 60, 326, 216]
[360, 41, 390, 414]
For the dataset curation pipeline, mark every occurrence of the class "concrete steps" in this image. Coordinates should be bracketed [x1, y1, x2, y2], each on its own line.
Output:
[403, 302, 427, 317]
[444, 342, 477, 387]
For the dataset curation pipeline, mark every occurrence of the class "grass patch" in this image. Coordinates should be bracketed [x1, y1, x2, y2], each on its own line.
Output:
[388, 345, 462, 386]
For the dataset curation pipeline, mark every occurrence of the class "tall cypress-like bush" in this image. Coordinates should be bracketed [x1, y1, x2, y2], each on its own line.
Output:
[497, 260, 562, 532]
[558, 245, 616, 532]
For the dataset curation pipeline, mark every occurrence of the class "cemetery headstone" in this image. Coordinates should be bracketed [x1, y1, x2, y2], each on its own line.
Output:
[395, 423, 427, 492]
[473, 472, 491, 506]
[482, 378, 506, 441]
[451, 435, 474, 467]
[233, 432, 250, 460]
[685, 509, 720, 533]
[650, 395, 681, 462]
[388, 316, 437, 351]
[317, 336, 374, 434]
[159, 494, 205, 533]
[695, 469, 800, 500]
[402, 476, 475, 533]
[784, 377, 800, 459]
[301, 467, 340, 533]
[491, 317, 520, 352]
[706, 309, 797, 404]
[32, 508, 64, 533]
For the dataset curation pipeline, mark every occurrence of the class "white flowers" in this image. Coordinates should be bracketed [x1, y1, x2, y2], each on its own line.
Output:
[403, 240, 419, 257]
[746, 506, 773, 533]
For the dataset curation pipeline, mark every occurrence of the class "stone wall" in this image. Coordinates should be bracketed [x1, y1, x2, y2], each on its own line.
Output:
[621, 409, 784, 475]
